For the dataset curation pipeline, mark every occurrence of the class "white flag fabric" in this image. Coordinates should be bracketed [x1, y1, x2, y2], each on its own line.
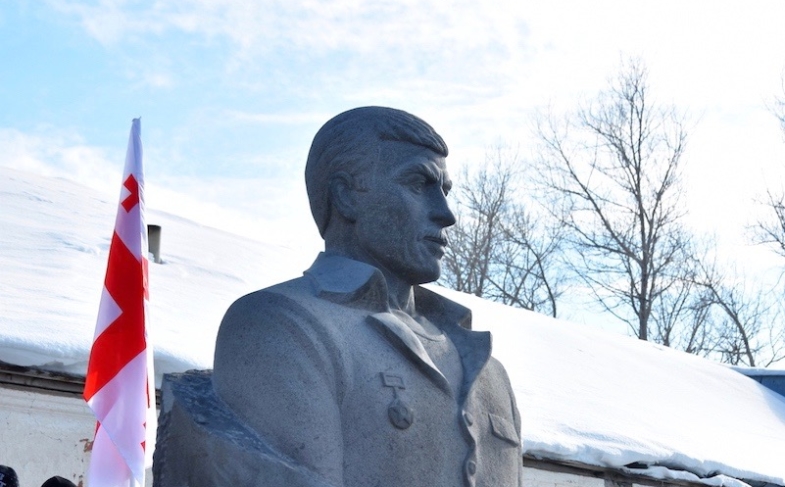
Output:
[84, 118, 156, 487]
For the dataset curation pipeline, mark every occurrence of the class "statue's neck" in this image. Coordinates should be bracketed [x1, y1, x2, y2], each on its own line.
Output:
[383, 274, 416, 315]
[323, 240, 416, 315]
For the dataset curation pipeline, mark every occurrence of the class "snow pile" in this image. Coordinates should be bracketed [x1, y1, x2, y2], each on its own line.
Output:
[436, 287, 785, 486]
[0, 167, 313, 379]
[2, 167, 784, 486]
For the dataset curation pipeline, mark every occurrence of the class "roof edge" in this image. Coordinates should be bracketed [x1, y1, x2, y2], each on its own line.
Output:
[0, 361, 162, 405]
[524, 456, 783, 487]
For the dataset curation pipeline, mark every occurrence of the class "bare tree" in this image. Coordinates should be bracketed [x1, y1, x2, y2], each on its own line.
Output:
[727, 77, 785, 366]
[691, 261, 785, 367]
[649, 263, 712, 355]
[746, 76, 785, 263]
[441, 148, 565, 317]
[752, 189, 785, 259]
[753, 83, 785, 260]
[442, 148, 513, 299]
[535, 58, 697, 343]
[488, 206, 565, 316]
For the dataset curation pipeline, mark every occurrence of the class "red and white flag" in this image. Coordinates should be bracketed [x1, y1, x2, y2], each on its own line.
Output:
[84, 118, 156, 487]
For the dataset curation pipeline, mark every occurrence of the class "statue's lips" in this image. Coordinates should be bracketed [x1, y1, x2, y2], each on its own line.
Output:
[423, 235, 448, 247]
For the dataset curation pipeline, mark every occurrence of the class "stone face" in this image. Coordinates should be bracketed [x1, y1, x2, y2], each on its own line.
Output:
[154, 107, 523, 486]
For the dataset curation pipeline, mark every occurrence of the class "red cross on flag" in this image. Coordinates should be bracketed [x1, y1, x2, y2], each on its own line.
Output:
[84, 118, 156, 487]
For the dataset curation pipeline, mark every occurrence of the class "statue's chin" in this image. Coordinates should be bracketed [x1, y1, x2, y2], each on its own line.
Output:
[404, 264, 441, 286]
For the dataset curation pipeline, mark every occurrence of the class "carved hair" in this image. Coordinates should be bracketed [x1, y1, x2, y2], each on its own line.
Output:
[305, 106, 448, 237]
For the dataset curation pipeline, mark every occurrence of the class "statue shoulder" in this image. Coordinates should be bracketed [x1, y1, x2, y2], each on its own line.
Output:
[213, 274, 349, 402]
[226, 277, 313, 315]
[218, 276, 316, 333]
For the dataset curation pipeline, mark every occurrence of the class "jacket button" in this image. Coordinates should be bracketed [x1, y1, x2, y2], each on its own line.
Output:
[466, 460, 477, 475]
[463, 411, 474, 426]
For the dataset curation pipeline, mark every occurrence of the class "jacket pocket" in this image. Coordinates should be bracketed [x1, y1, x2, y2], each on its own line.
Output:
[488, 413, 519, 446]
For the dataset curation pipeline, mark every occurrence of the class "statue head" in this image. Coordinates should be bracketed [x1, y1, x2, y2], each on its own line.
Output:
[305, 107, 456, 285]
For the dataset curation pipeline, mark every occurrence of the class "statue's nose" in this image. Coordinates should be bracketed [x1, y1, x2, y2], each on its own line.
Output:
[430, 191, 456, 228]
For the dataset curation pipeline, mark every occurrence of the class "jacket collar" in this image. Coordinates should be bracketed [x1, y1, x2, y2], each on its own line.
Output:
[304, 252, 389, 312]
[303, 252, 473, 329]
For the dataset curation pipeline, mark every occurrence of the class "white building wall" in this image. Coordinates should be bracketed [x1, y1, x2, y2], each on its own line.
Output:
[0, 385, 154, 487]
[525, 467, 606, 487]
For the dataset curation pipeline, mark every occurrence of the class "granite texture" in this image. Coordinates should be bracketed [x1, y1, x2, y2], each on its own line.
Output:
[153, 371, 333, 487]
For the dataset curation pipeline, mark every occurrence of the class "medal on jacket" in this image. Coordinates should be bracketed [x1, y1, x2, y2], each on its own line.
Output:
[381, 373, 414, 429]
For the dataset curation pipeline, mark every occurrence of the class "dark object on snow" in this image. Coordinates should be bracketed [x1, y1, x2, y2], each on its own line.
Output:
[0, 465, 19, 487]
[41, 476, 76, 487]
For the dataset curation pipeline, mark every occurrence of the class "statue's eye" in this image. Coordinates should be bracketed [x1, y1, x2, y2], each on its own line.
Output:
[405, 175, 428, 193]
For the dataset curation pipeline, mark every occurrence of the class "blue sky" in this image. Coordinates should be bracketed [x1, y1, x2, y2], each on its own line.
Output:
[4, 0, 785, 326]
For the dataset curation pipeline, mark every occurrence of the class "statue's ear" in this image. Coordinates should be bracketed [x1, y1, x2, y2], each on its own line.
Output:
[329, 172, 358, 222]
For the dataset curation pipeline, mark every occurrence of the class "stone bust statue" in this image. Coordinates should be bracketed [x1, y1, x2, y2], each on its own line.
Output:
[154, 107, 523, 487]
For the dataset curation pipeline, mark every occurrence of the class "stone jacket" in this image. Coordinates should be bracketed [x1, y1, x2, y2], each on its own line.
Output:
[212, 253, 524, 487]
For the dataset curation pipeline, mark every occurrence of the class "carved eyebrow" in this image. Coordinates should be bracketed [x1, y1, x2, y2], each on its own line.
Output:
[420, 164, 452, 195]
[400, 163, 444, 185]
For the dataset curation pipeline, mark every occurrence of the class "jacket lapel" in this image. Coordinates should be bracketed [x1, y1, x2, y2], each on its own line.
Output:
[367, 312, 453, 397]
[443, 324, 492, 403]
[414, 287, 493, 403]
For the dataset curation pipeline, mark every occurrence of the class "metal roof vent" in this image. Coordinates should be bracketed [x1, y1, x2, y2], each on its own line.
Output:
[148, 224, 162, 264]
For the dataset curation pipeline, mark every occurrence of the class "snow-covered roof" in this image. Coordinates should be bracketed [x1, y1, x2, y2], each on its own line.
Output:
[2, 167, 784, 486]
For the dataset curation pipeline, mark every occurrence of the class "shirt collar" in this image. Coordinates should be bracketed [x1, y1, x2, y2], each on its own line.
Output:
[303, 252, 472, 329]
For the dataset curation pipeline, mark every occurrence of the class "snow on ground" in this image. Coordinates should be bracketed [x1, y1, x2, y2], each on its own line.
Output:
[2, 167, 784, 486]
